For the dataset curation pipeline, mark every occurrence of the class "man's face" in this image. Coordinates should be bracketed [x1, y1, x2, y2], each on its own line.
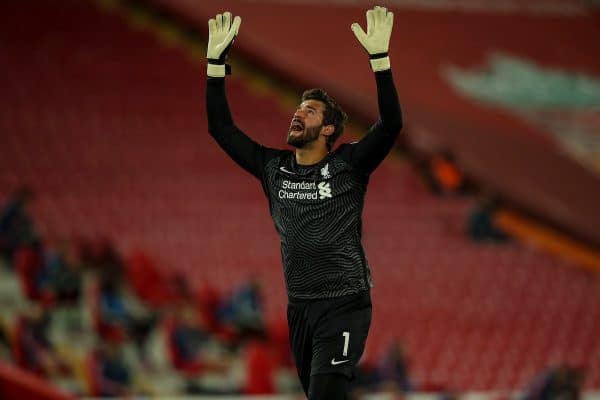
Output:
[287, 99, 327, 148]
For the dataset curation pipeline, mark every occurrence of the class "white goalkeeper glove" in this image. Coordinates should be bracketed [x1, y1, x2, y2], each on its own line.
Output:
[207, 11, 241, 77]
[351, 6, 394, 72]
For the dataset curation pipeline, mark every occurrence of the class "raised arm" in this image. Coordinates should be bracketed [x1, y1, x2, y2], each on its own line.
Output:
[339, 6, 403, 174]
[206, 12, 275, 180]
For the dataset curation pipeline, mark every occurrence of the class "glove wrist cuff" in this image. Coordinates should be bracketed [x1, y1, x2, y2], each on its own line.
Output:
[370, 56, 390, 72]
[369, 52, 388, 60]
[207, 64, 226, 77]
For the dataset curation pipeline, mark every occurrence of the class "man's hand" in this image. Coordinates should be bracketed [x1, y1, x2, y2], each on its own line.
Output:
[207, 12, 241, 77]
[351, 6, 394, 72]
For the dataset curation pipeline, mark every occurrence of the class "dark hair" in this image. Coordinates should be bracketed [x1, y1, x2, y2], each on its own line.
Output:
[301, 88, 347, 151]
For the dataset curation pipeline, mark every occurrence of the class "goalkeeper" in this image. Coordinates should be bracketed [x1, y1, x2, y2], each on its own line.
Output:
[206, 6, 402, 399]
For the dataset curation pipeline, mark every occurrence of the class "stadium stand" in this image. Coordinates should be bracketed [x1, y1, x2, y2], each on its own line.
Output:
[0, 0, 599, 396]
[150, 0, 600, 248]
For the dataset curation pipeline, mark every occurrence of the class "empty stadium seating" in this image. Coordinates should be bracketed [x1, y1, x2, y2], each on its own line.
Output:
[0, 0, 598, 391]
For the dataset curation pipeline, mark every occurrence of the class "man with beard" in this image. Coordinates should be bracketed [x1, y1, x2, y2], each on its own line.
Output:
[206, 6, 402, 399]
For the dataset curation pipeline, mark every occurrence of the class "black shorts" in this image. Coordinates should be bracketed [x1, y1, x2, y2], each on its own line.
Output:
[287, 291, 372, 389]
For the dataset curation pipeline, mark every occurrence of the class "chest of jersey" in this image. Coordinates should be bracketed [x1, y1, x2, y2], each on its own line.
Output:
[260, 153, 373, 299]
[262, 155, 368, 238]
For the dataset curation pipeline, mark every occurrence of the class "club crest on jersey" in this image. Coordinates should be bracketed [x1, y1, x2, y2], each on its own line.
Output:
[321, 163, 331, 179]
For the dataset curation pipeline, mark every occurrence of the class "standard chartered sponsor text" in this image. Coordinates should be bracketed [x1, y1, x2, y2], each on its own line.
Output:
[279, 180, 318, 199]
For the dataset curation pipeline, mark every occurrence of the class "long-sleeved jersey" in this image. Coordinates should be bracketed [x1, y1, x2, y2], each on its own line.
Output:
[206, 70, 402, 300]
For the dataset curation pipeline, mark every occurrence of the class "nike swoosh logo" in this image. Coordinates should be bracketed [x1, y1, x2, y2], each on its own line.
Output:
[279, 166, 295, 174]
[331, 359, 350, 366]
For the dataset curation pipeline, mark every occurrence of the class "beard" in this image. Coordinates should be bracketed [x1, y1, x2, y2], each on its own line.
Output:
[287, 124, 322, 148]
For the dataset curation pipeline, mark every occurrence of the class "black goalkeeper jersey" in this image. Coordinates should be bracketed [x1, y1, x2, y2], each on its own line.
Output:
[206, 70, 402, 300]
